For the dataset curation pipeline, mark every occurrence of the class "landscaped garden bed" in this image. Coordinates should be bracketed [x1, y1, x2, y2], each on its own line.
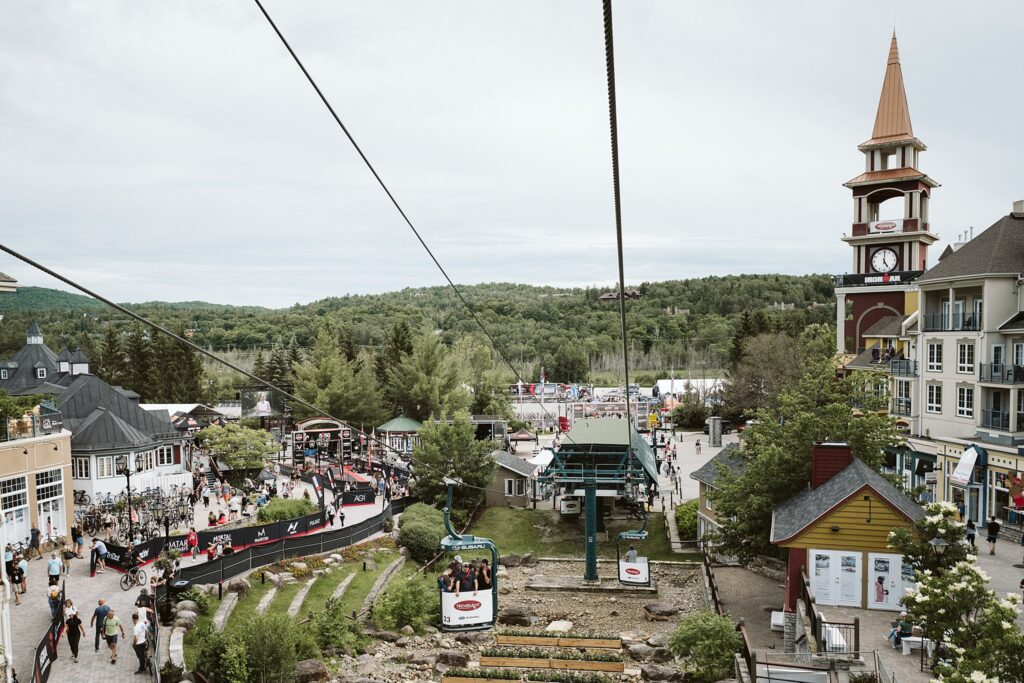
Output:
[496, 628, 621, 650]
[442, 668, 613, 683]
[478, 647, 625, 673]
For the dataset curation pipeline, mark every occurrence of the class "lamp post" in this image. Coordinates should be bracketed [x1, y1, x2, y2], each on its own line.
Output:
[928, 536, 948, 555]
[115, 453, 138, 544]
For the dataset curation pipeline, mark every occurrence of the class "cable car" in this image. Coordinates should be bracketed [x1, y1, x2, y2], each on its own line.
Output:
[616, 523, 651, 587]
[438, 478, 498, 632]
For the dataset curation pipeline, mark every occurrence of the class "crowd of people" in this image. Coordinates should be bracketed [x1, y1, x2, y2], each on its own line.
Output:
[436, 554, 493, 595]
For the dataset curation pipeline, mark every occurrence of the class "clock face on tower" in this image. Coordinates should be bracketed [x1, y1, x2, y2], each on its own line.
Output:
[871, 247, 898, 273]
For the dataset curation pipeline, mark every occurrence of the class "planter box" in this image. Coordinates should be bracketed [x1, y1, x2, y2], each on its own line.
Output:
[479, 656, 624, 673]
[495, 635, 621, 650]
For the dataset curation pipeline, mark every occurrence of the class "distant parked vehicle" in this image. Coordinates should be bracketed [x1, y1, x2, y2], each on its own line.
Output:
[702, 419, 734, 435]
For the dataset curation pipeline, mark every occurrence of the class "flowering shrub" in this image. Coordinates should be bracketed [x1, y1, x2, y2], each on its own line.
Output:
[887, 501, 969, 574]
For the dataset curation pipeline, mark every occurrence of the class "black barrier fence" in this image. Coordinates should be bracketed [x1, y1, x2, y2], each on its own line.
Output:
[31, 581, 65, 683]
[149, 498, 410, 600]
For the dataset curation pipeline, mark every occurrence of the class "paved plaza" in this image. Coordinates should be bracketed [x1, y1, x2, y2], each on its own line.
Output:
[12, 473, 389, 682]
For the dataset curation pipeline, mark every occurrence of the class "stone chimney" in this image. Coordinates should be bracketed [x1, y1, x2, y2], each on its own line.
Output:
[1013, 199, 1024, 218]
[811, 442, 853, 488]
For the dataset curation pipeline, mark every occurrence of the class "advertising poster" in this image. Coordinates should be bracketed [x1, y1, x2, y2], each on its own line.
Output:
[618, 558, 650, 585]
[241, 388, 286, 418]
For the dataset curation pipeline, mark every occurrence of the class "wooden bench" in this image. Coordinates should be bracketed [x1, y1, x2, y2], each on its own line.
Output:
[822, 625, 848, 653]
[901, 636, 932, 656]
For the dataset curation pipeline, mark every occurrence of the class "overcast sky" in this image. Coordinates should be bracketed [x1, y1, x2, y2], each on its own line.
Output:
[2, 1, 1022, 307]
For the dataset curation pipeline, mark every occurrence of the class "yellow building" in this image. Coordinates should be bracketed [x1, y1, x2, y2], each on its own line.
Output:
[771, 443, 924, 612]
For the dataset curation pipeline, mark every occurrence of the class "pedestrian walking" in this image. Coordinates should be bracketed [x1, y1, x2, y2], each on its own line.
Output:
[17, 555, 28, 594]
[72, 524, 85, 559]
[131, 612, 148, 673]
[695, 439, 702, 455]
[90, 598, 110, 652]
[28, 525, 42, 560]
[47, 584, 61, 618]
[965, 519, 977, 548]
[187, 527, 199, 561]
[201, 484, 211, 508]
[46, 552, 62, 586]
[986, 516, 1002, 555]
[102, 608, 125, 665]
[8, 562, 22, 606]
[65, 600, 85, 662]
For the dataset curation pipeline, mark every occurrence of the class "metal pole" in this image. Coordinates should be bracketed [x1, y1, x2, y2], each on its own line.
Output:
[126, 464, 134, 545]
[584, 483, 598, 582]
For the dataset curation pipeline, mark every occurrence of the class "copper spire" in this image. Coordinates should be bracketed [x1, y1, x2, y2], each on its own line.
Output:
[866, 33, 915, 146]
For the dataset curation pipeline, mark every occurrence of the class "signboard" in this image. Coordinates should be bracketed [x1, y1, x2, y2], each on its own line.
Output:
[618, 558, 650, 585]
[869, 219, 903, 234]
[838, 270, 923, 287]
[241, 388, 286, 418]
[441, 588, 494, 629]
[949, 446, 980, 487]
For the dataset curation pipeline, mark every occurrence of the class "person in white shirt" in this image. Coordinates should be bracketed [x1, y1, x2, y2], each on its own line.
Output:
[131, 613, 148, 673]
[625, 545, 638, 563]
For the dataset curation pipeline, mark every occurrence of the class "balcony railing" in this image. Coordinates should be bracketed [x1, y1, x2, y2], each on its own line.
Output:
[979, 363, 1024, 385]
[889, 359, 917, 376]
[890, 399, 913, 416]
[1, 412, 64, 444]
[981, 409, 1011, 431]
[922, 313, 982, 332]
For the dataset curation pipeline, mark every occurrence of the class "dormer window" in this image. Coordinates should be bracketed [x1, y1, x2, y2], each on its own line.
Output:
[0, 369, 7, 380]
[36, 368, 46, 379]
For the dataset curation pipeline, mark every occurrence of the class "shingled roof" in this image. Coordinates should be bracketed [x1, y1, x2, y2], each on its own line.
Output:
[770, 458, 924, 544]
[917, 213, 1024, 283]
[492, 450, 537, 478]
[689, 443, 744, 488]
[862, 315, 908, 338]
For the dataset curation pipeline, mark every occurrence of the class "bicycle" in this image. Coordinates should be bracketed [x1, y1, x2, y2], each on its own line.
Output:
[72, 489, 91, 506]
[41, 534, 66, 554]
[120, 565, 147, 591]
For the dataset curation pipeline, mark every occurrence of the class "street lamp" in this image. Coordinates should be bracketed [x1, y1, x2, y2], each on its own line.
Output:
[115, 453, 139, 544]
[928, 536, 949, 556]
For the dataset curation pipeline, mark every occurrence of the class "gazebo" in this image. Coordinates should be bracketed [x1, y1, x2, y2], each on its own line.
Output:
[377, 415, 422, 455]
[509, 428, 538, 443]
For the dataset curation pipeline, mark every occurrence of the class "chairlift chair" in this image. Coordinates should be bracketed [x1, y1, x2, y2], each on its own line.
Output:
[616, 513, 651, 587]
[437, 478, 499, 632]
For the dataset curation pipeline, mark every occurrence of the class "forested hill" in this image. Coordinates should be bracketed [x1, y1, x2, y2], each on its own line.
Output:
[0, 275, 835, 378]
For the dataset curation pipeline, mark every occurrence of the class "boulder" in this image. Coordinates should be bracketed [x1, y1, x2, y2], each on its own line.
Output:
[620, 631, 648, 645]
[499, 585, 511, 595]
[266, 572, 284, 588]
[647, 633, 668, 648]
[652, 647, 674, 663]
[643, 603, 679, 621]
[227, 577, 251, 595]
[312, 569, 325, 578]
[520, 553, 538, 567]
[545, 620, 574, 633]
[497, 605, 533, 626]
[364, 559, 378, 571]
[641, 664, 685, 682]
[627, 643, 655, 660]
[408, 655, 437, 666]
[355, 660, 377, 676]
[175, 600, 199, 614]
[454, 632, 490, 645]
[373, 630, 401, 642]
[436, 650, 470, 667]
[174, 610, 199, 630]
[400, 625, 415, 636]
[329, 553, 343, 563]
[495, 565, 509, 579]
[289, 562, 309, 573]
[498, 553, 521, 568]
[294, 658, 330, 683]
[398, 547, 410, 558]
[395, 637, 410, 648]
[423, 625, 439, 634]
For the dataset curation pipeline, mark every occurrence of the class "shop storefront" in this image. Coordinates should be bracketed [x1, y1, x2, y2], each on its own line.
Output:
[945, 445, 987, 523]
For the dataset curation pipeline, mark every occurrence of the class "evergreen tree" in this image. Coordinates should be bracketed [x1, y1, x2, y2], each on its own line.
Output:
[727, 311, 754, 369]
[169, 326, 204, 402]
[292, 325, 351, 420]
[97, 325, 127, 386]
[347, 350, 387, 427]
[252, 350, 268, 380]
[375, 320, 413, 388]
[124, 324, 151, 397]
[287, 336, 303, 369]
[388, 332, 468, 421]
[266, 343, 291, 387]
[338, 325, 358, 363]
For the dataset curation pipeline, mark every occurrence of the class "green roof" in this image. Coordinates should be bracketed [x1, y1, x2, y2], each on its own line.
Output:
[377, 415, 423, 433]
[561, 418, 659, 482]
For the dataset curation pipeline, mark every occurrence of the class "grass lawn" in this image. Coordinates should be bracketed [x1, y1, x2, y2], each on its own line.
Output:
[468, 507, 700, 562]
[182, 596, 220, 670]
[263, 577, 308, 617]
[225, 576, 275, 628]
[294, 566, 356, 620]
[334, 550, 398, 618]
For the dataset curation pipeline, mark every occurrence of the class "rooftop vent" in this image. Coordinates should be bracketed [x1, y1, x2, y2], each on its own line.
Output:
[1013, 199, 1024, 218]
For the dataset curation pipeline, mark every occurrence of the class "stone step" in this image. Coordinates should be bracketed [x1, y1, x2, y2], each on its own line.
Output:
[288, 578, 318, 618]
[256, 585, 278, 616]
[332, 572, 356, 600]
[212, 591, 239, 631]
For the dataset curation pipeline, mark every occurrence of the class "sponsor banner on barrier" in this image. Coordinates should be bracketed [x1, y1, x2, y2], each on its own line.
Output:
[618, 559, 650, 585]
[441, 588, 493, 628]
[343, 489, 376, 506]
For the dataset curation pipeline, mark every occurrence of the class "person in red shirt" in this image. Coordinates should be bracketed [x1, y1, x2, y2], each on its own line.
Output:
[186, 528, 199, 562]
[206, 543, 216, 562]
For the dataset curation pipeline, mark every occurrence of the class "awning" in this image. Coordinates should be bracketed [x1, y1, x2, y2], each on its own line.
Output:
[914, 459, 934, 476]
[949, 446, 980, 487]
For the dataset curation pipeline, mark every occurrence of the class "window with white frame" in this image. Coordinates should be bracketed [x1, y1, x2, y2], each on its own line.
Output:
[96, 456, 114, 479]
[957, 343, 975, 374]
[1, 476, 28, 513]
[926, 383, 942, 413]
[157, 445, 174, 467]
[927, 342, 943, 372]
[0, 369, 7, 380]
[35, 469, 63, 503]
[504, 479, 515, 496]
[36, 368, 46, 379]
[72, 457, 90, 479]
[956, 387, 974, 418]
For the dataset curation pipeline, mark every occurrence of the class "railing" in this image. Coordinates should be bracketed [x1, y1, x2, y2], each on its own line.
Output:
[979, 363, 1024, 384]
[1, 412, 63, 443]
[874, 649, 896, 683]
[541, 461, 648, 484]
[801, 571, 820, 642]
[890, 399, 913, 416]
[922, 313, 981, 332]
[702, 545, 724, 616]
[889, 359, 917, 376]
[736, 621, 754, 680]
[981, 409, 1011, 431]
[818, 618, 860, 655]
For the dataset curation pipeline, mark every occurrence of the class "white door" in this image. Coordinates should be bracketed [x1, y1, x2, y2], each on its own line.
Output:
[837, 551, 862, 607]
[810, 551, 834, 605]
[810, 549, 862, 607]
[868, 553, 900, 610]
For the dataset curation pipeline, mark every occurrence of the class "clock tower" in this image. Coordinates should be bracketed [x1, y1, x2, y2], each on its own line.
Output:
[835, 34, 939, 353]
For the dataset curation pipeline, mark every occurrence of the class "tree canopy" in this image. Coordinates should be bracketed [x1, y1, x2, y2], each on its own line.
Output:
[196, 423, 275, 471]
